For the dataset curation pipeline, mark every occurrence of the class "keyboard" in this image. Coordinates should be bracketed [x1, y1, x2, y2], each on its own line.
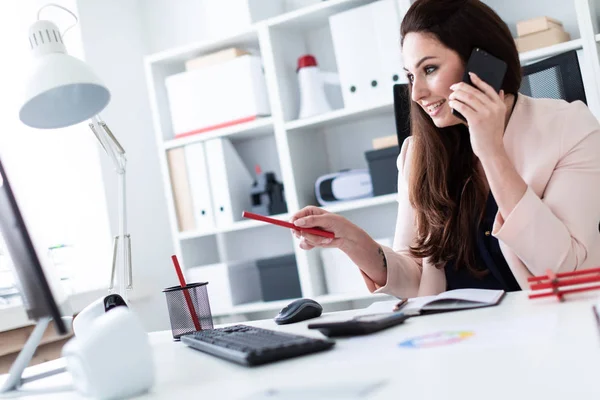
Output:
[180, 324, 335, 366]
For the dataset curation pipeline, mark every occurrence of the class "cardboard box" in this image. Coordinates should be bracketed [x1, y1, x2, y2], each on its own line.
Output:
[372, 135, 398, 150]
[515, 27, 571, 53]
[517, 16, 563, 37]
[185, 48, 250, 71]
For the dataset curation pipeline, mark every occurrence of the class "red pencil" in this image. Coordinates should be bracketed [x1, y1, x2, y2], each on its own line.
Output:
[171, 255, 201, 331]
[242, 211, 335, 239]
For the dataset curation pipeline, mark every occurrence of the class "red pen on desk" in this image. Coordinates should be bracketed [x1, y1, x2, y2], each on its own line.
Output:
[242, 211, 335, 239]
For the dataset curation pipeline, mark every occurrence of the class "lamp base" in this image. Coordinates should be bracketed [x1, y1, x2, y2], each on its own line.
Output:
[63, 307, 154, 399]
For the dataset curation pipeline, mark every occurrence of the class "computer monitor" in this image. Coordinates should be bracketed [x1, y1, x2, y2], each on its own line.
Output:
[0, 158, 66, 335]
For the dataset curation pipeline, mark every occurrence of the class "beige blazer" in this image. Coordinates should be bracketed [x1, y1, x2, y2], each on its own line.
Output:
[363, 94, 600, 298]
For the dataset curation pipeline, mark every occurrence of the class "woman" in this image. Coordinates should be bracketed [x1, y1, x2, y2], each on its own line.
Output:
[290, 0, 600, 298]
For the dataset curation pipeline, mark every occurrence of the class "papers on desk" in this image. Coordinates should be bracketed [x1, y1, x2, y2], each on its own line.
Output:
[359, 289, 505, 316]
[243, 381, 386, 400]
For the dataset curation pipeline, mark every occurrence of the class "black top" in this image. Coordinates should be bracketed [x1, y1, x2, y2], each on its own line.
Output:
[444, 192, 521, 291]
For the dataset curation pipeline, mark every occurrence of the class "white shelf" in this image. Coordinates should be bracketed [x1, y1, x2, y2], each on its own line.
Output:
[285, 101, 394, 132]
[178, 194, 398, 240]
[220, 212, 290, 233]
[596, 33, 600, 42]
[323, 193, 398, 214]
[519, 39, 583, 64]
[178, 212, 290, 241]
[212, 292, 393, 317]
[163, 117, 274, 150]
[146, 27, 258, 65]
[178, 229, 216, 241]
[265, 0, 376, 30]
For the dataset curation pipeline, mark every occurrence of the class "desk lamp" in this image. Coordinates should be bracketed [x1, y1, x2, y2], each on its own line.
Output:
[18, 5, 132, 300]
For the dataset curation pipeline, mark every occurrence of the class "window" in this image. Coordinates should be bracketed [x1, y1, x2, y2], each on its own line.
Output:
[0, 1, 112, 304]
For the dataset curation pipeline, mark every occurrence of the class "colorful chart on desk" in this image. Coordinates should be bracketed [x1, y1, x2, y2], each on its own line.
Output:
[398, 331, 475, 348]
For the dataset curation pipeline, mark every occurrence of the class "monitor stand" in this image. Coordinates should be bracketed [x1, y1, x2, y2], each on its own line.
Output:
[0, 316, 72, 396]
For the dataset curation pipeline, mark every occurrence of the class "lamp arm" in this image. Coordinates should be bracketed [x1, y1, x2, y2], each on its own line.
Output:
[89, 116, 126, 173]
[88, 116, 132, 298]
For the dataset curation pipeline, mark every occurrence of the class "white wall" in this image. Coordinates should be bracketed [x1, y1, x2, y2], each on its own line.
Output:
[76, 0, 176, 331]
[140, 0, 211, 54]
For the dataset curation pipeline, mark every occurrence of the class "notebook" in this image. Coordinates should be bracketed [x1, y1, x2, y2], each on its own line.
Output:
[362, 289, 505, 316]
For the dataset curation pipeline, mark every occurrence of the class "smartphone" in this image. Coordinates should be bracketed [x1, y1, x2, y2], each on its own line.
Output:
[241, 210, 335, 239]
[451, 48, 508, 122]
[307, 312, 411, 338]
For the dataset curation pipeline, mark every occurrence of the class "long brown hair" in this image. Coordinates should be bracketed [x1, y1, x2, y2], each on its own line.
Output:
[401, 0, 522, 274]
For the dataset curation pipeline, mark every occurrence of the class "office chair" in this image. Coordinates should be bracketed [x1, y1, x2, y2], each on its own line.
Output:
[520, 50, 587, 104]
[393, 83, 411, 147]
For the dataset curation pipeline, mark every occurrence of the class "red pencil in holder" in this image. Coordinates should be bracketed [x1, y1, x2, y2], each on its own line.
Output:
[528, 267, 600, 301]
[171, 255, 202, 331]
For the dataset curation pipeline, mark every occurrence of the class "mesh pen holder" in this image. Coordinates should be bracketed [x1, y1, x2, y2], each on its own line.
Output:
[163, 282, 213, 340]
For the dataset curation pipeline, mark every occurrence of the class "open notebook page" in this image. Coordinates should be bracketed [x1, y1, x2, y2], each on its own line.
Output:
[357, 296, 436, 316]
[358, 289, 504, 315]
[420, 289, 504, 311]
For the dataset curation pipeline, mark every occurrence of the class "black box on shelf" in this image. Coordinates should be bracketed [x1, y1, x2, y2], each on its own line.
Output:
[256, 254, 302, 301]
[364, 145, 400, 196]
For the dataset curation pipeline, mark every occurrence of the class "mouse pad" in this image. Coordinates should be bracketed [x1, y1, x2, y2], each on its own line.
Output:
[242, 380, 386, 400]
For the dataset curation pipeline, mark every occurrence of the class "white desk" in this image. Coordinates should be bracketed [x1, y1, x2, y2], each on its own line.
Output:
[6, 291, 600, 399]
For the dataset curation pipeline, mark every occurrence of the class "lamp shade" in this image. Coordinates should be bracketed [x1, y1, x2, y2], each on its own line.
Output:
[19, 20, 110, 129]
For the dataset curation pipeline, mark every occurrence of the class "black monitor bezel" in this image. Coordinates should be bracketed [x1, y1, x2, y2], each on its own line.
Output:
[0, 159, 66, 335]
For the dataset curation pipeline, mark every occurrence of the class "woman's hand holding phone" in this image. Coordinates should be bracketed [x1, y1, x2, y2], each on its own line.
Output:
[449, 72, 508, 159]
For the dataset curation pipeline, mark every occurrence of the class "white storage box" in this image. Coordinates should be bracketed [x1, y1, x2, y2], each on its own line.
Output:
[321, 237, 393, 295]
[165, 55, 271, 139]
[186, 260, 262, 314]
[329, 0, 410, 109]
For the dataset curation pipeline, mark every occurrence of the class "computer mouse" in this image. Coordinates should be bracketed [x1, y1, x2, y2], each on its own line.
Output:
[274, 298, 323, 325]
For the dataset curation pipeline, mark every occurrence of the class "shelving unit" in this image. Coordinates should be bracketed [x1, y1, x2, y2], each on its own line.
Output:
[145, 0, 600, 320]
[519, 39, 583, 63]
[285, 100, 395, 131]
[145, 27, 259, 65]
[163, 117, 274, 150]
[265, 0, 379, 29]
